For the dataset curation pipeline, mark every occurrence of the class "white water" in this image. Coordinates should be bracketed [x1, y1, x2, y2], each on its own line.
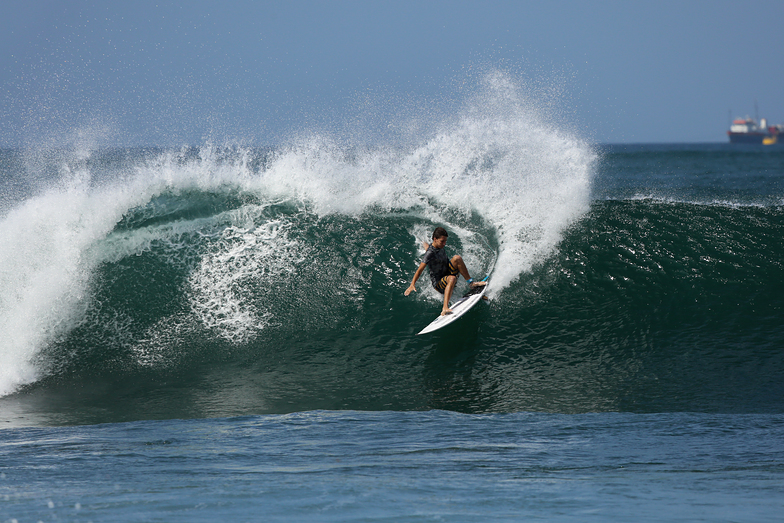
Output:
[0, 177, 136, 395]
[0, 70, 595, 396]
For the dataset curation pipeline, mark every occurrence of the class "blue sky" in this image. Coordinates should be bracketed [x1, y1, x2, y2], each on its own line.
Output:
[2, 0, 783, 146]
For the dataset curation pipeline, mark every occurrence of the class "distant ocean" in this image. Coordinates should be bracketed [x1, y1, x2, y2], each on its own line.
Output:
[1, 76, 783, 520]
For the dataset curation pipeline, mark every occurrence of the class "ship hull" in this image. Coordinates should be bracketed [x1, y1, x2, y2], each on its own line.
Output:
[727, 132, 778, 144]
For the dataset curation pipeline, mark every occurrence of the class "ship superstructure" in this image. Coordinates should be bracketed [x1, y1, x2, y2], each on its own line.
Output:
[728, 116, 783, 145]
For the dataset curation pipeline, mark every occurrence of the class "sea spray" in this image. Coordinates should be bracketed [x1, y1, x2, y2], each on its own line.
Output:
[400, 71, 594, 290]
[258, 70, 595, 291]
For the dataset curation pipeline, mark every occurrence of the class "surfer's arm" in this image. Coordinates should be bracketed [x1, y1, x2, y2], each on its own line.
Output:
[405, 262, 427, 296]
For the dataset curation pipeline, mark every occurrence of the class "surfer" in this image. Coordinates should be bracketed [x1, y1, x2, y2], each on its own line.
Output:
[404, 227, 486, 316]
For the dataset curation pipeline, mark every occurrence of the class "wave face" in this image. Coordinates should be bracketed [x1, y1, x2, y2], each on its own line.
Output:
[2, 76, 783, 424]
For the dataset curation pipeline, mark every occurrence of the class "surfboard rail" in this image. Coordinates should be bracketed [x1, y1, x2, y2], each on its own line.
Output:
[417, 281, 488, 335]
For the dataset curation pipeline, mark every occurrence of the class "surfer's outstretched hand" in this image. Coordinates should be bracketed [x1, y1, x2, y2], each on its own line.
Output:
[404, 284, 416, 296]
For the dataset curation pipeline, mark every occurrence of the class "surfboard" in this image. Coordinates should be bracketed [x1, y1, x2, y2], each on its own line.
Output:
[417, 280, 489, 335]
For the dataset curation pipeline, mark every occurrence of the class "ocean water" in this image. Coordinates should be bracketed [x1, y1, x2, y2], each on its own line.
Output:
[1, 75, 784, 520]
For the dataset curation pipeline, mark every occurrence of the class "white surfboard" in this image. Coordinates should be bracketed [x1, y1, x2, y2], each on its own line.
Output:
[417, 281, 489, 335]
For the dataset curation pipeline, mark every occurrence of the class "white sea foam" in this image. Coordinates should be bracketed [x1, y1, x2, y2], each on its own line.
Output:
[187, 213, 307, 343]
[0, 173, 138, 395]
[0, 146, 252, 395]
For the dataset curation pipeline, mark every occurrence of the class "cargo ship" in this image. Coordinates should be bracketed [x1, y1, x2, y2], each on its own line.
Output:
[727, 116, 783, 145]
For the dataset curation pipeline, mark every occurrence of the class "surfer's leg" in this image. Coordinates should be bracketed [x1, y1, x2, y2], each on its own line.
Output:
[449, 255, 485, 288]
[449, 255, 470, 280]
[441, 274, 457, 315]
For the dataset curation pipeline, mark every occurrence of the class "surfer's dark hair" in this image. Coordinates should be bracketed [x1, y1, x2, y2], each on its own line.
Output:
[432, 227, 448, 240]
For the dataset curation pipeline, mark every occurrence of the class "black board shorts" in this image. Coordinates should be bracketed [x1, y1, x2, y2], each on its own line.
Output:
[432, 261, 460, 294]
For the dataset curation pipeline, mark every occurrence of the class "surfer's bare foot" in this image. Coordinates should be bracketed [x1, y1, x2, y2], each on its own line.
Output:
[441, 308, 454, 316]
[470, 280, 487, 288]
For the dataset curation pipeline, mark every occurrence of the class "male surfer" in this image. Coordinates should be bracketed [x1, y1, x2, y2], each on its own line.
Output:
[404, 227, 486, 316]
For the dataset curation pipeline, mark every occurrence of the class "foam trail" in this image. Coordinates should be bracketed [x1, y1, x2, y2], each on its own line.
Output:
[188, 215, 309, 342]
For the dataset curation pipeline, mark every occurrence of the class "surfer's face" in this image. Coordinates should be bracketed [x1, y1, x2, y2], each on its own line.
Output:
[432, 236, 447, 249]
